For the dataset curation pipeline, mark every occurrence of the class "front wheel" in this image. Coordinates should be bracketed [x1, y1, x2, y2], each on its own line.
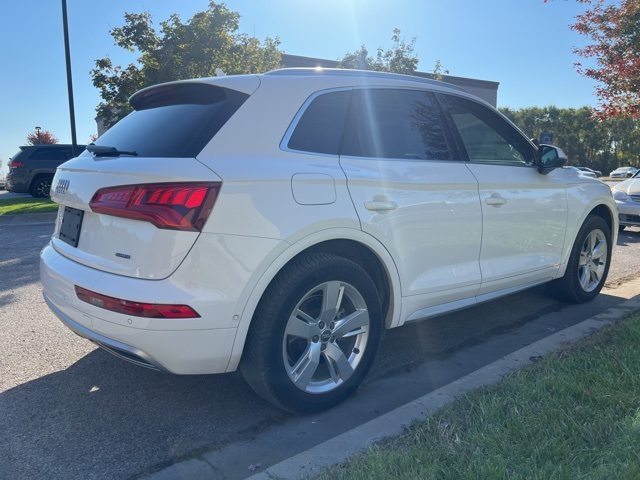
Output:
[546, 215, 612, 303]
[240, 253, 383, 414]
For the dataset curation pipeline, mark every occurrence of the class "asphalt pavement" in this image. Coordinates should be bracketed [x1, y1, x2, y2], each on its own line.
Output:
[0, 190, 31, 201]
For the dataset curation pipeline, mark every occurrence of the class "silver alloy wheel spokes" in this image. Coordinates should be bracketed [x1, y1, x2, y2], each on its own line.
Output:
[578, 228, 607, 292]
[283, 280, 370, 394]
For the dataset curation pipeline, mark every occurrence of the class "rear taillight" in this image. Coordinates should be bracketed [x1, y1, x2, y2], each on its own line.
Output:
[90, 182, 221, 231]
[9, 160, 22, 168]
[75, 286, 200, 318]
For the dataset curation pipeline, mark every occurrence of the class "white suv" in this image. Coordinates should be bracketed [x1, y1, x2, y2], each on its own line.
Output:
[40, 68, 617, 413]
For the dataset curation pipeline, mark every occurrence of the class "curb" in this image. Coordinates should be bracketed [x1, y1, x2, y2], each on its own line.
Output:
[0, 213, 57, 224]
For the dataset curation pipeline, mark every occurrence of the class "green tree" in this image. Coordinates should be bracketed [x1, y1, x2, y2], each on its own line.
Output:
[432, 59, 449, 81]
[338, 28, 419, 75]
[92, 1, 283, 128]
[500, 105, 640, 173]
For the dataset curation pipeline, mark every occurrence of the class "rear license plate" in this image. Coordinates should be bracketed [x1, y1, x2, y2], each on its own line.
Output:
[59, 206, 84, 247]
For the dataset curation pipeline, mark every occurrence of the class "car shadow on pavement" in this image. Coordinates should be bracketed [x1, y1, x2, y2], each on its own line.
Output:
[0, 347, 285, 479]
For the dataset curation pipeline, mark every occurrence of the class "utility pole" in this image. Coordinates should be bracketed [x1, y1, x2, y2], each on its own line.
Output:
[61, 0, 79, 157]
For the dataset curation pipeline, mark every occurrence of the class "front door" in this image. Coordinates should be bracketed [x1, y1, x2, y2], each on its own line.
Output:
[439, 93, 568, 297]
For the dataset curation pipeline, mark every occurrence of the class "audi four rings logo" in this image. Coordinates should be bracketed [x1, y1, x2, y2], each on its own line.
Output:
[55, 179, 70, 194]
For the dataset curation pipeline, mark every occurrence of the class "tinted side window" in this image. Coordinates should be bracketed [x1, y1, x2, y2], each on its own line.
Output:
[30, 148, 70, 161]
[287, 90, 351, 155]
[441, 94, 535, 166]
[342, 89, 451, 161]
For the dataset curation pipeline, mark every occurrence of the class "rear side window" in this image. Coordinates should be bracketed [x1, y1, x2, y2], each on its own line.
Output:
[286, 90, 351, 155]
[94, 83, 249, 158]
[30, 148, 71, 161]
[342, 89, 452, 161]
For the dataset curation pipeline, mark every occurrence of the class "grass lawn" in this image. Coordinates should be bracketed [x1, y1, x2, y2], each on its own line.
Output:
[323, 313, 640, 479]
[0, 197, 58, 215]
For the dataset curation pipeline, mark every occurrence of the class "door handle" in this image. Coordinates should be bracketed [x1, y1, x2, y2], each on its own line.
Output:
[364, 201, 398, 212]
[485, 195, 507, 207]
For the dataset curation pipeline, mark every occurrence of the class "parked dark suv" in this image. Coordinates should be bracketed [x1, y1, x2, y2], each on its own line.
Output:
[7, 144, 85, 197]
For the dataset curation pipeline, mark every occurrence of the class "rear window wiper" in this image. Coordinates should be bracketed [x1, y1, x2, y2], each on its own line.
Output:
[87, 144, 139, 157]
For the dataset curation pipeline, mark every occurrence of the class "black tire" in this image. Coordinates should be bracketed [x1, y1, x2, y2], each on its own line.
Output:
[30, 176, 53, 198]
[240, 253, 383, 414]
[546, 215, 612, 303]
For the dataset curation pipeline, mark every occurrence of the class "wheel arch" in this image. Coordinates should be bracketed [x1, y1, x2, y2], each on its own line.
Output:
[225, 230, 402, 372]
[557, 200, 617, 279]
[29, 173, 54, 197]
[588, 202, 616, 236]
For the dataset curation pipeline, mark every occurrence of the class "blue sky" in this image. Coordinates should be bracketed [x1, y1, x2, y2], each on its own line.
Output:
[0, 0, 596, 176]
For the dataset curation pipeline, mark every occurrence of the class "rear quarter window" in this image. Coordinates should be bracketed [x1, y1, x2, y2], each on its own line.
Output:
[286, 90, 352, 155]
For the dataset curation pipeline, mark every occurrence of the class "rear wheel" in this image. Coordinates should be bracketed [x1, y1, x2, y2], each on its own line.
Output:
[30, 176, 53, 197]
[240, 253, 383, 414]
[547, 215, 611, 303]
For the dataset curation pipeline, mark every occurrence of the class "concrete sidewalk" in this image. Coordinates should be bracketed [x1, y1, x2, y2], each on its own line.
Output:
[142, 280, 640, 480]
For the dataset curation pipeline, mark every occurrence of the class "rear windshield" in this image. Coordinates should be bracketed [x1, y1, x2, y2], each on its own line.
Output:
[93, 83, 249, 158]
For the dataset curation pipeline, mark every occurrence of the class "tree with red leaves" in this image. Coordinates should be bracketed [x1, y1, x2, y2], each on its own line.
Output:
[26, 129, 58, 145]
[546, 0, 640, 119]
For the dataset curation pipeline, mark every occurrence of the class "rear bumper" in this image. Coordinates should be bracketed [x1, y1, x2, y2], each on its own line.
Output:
[44, 293, 166, 371]
[39, 235, 281, 374]
[5, 180, 28, 193]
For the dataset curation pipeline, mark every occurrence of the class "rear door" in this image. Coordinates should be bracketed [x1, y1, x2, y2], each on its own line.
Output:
[339, 88, 483, 312]
[439, 93, 568, 297]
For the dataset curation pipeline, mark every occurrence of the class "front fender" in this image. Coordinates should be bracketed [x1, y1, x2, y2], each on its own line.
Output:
[558, 184, 617, 278]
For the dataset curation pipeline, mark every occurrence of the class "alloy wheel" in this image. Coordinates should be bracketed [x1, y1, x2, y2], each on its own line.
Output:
[578, 229, 607, 292]
[282, 280, 370, 394]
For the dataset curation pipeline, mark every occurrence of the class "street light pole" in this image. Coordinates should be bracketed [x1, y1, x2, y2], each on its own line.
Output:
[61, 0, 79, 157]
[35, 126, 41, 144]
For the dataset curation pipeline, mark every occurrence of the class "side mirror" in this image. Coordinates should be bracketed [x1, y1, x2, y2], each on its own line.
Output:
[537, 144, 567, 175]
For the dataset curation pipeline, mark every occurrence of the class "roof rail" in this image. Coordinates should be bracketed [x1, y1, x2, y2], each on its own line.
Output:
[264, 68, 467, 92]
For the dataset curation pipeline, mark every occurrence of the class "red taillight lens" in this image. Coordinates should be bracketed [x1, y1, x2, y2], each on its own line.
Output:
[9, 160, 23, 168]
[90, 182, 221, 231]
[75, 286, 200, 318]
